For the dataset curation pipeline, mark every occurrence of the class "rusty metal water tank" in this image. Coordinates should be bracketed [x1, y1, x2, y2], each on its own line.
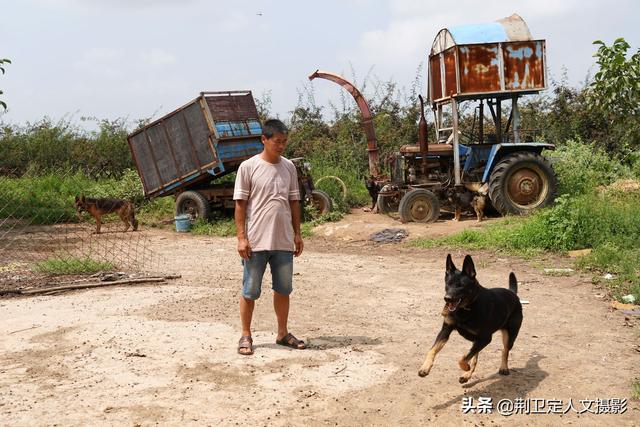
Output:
[428, 14, 547, 104]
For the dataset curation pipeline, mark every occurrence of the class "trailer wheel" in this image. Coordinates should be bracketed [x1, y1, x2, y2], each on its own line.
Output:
[175, 191, 211, 221]
[376, 193, 400, 214]
[398, 189, 440, 223]
[489, 152, 557, 215]
[310, 190, 332, 215]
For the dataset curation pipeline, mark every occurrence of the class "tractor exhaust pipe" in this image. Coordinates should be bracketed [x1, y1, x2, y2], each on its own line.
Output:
[418, 95, 429, 176]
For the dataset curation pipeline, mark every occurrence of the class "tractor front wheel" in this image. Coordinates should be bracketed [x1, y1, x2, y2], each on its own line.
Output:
[398, 189, 440, 223]
[377, 193, 401, 214]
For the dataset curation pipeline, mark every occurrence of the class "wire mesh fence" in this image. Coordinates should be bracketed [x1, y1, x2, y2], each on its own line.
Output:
[0, 166, 165, 292]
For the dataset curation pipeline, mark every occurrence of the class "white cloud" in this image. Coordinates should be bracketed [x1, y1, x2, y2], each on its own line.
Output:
[142, 48, 176, 66]
[73, 48, 125, 77]
[218, 12, 250, 32]
[349, 0, 582, 81]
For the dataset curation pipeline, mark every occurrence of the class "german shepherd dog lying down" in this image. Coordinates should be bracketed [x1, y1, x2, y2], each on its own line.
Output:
[75, 195, 138, 234]
[418, 254, 523, 383]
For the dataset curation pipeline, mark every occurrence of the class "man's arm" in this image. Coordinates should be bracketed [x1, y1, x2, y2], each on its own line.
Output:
[235, 199, 251, 259]
[289, 200, 303, 257]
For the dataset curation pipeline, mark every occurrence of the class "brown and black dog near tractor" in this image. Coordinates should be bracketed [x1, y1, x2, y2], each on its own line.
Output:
[418, 254, 523, 384]
[74, 195, 138, 234]
[445, 186, 488, 222]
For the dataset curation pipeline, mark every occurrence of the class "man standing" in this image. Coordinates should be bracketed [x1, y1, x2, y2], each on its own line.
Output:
[233, 119, 306, 356]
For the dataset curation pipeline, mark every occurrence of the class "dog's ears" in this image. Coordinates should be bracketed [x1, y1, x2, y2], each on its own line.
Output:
[462, 255, 476, 279]
[445, 254, 456, 275]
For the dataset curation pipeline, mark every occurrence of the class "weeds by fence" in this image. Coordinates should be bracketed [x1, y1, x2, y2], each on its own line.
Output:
[0, 166, 165, 292]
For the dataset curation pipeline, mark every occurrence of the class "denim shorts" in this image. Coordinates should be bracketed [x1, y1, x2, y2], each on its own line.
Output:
[242, 250, 294, 300]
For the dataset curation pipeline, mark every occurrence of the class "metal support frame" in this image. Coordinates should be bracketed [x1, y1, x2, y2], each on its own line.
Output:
[451, 98, 461, 185]
[512, 96, 521, 143]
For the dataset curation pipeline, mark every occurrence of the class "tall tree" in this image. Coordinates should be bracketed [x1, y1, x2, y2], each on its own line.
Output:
[0, 58, 11, 110]
[590, 38, 640, 121]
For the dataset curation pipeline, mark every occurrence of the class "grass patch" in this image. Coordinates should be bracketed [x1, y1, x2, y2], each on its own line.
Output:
[137, 197, 175, 227]
[306, 158, 370, 211]
[301, 210, 344, 238]
[191, 218, 237, 237]
[633, 380, 640, 400]
[409, 216, 544, 257]
[0, 169, 145, 224]
[410, 190, 640, 301]
[34, 257, 115, 275]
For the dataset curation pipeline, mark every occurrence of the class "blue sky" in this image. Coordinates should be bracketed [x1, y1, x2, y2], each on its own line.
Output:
[1, 0, 638, 129]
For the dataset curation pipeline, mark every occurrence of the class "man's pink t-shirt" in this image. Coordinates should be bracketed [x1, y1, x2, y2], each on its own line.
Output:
[233, 155, 300, 252]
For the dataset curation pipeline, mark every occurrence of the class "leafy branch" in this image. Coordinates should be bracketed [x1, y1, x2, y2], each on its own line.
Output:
[1, 58, 11, 110]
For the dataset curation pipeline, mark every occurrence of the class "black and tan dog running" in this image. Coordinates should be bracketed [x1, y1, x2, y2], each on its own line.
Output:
[75, 195, 138, 234]
[418, 254, 523, 384]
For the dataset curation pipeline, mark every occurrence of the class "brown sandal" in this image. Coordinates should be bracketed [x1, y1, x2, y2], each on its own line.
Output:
[238, 335, 253, 355]
[276, 332, 306, 350]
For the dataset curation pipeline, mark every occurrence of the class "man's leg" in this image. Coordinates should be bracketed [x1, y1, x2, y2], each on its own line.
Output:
[271, 251, 305, 349]
[273, 291, 290, 340]
[240, 297, 255, 337]
[238, 252, 267, 355]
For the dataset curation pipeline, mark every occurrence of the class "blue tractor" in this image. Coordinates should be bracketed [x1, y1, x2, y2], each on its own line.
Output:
[311, 14, 557, 222]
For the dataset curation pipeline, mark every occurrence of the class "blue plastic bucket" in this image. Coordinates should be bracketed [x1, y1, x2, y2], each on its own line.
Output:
[175, 214, 192, 232]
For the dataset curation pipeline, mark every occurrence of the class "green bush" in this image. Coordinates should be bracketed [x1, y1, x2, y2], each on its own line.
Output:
[546, 140, 633, 196]
[0, 170, 145, 224]
[0, 118, 132, 177]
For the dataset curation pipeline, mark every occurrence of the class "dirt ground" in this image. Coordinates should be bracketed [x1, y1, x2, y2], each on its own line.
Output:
[1, 209, 639, 426]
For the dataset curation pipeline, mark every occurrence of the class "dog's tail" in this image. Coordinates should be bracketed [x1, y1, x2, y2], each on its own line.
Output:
[129, 203, 139, 231]
[508, 272, 518, 294]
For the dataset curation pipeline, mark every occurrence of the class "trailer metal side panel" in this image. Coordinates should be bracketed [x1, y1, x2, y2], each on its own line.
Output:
[206, 92, 259, 122]
[146, 124, 178, 185]
[129, 131, 159, 195]
[164, 113, 192, 177]
[182, 102, 217, 169]
[128, 91, 263, 198]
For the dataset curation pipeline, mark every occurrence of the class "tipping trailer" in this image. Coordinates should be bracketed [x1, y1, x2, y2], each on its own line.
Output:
[127, 91, 332, 219]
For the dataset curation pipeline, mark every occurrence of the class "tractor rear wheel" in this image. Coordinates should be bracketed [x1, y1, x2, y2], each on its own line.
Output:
[398, 189, 440, 223]
[488, 152, 557, 215]
[175, 191, 211, 221]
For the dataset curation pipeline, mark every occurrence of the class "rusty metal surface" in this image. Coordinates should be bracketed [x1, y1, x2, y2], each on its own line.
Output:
[204, 91, 259, 122]
[428, 14, 546, 104]
[429, 55, 443, 101]
[443, 50, 457, 98]
[458, 44, 501, 93]
[430, 40, 546, 103]
[507, 167, 543, 206]
[431, 13, 532, 55]
[308, 70, 381, 178]
[503, 41, 545, 90]
[497, 14, 534, 41]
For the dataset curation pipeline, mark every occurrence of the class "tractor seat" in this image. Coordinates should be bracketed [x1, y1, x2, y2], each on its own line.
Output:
[399, 143, 454, 156]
